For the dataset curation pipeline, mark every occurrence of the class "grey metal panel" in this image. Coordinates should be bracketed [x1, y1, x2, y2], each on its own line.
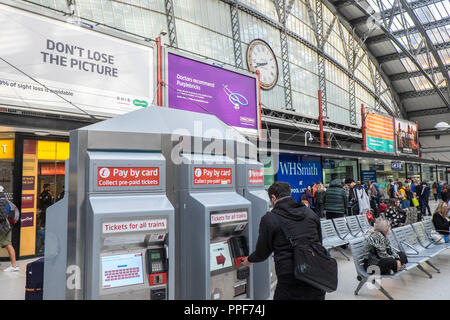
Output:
[87, 131, 162, 151]
[246, 189, 270, 300]
[43, 196, 68, 300]
[86, 194, 175, 300]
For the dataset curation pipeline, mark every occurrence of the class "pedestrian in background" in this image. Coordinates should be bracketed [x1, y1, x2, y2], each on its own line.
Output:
[314, 183, 326, 218]
[323, 179, 348, 219]
[0, 186, 19, 272]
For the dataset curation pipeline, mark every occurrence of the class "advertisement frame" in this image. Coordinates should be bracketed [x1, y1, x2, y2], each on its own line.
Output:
[364, 109, 395, 154]
[394, 118, 419, 157]
[0, 0, 157, 120]
[162, 47, 261, 138]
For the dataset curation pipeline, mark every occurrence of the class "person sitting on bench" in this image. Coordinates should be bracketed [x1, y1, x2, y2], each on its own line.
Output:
[363, 218, 408, 275]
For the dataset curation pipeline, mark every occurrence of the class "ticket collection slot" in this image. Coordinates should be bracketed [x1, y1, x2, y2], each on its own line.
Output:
[209, 210, 251, 300]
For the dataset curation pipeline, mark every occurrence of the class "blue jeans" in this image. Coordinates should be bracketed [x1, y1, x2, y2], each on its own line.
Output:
[401, 199, 410, 209]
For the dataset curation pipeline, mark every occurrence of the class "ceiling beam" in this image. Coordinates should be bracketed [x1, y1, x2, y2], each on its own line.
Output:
[390, 65, 450, 81]
[365, 17, 450, 45]
[408, 107, 449, 117]
[398, 0, 450, 106]
[347, 0, 450, 110]
[350, 0, 446, 26]
[400, 87, 448, 100]
[377, 41, 450, 63]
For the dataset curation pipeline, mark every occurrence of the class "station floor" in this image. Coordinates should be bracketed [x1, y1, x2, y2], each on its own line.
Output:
[1, 200, 447, 300]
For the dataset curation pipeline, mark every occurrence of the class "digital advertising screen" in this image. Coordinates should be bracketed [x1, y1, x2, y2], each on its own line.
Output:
[101, 253, 144, 289]
[210, 241, 233, 272]
[167, 52, 258, 134]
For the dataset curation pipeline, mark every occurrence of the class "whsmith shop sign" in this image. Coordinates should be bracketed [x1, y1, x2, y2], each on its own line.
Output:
[276, 154, 322, 202]
[0, 5, 153, 117]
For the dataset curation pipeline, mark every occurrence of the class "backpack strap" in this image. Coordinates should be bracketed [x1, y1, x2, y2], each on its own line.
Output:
[273, 213, 297, 247]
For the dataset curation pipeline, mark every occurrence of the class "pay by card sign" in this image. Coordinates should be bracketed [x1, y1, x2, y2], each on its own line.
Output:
[193, 167, 232, 185]
[97, 167, 159, 187]
[248, 169, 264, 184]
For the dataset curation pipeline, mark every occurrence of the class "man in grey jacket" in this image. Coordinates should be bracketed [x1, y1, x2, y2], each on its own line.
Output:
[323, 179, 348, 219]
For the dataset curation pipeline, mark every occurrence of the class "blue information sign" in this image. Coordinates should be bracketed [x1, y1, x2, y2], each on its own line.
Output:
[361, 170, 377, 183]
[391, 161, 403, 171]
[276, 154, 322, 202]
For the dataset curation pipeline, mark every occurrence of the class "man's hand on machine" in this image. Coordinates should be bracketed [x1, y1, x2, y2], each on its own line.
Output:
[241, 257, 252, 267]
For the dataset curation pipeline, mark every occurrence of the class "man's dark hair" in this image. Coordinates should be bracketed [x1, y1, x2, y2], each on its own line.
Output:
[344, 178, 355, 185]
[268, 182, 291, 199]
[43, 184, 50, 188]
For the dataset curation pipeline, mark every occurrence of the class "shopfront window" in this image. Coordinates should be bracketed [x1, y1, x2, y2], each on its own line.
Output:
[360, 159, 406, 189]
[437, 166, 447, 184]
[421, 164, 437, 184]
[406, 163, 421, 182]
[20, 139, 69, 257]
[322, 158, 358, 186]
[0, 134, 14, 259]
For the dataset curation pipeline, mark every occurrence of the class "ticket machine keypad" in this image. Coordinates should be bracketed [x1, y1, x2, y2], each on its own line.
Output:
[104, 267, 141, 283]
[152, 262, 164, 273]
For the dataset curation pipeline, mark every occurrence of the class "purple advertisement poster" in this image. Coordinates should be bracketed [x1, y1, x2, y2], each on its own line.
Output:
[168, 53, 258, 131]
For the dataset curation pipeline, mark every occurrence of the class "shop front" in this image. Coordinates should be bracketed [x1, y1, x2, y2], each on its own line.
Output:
[0, 134, 69, 261]
[360, 159, 406, 189]
[0, 134, 15, 259]
[19, 138, 69, 257]
[322, 157, 358, 186]
[437, 166, 447, 184]
[276, 153, 322, 202]
[421, 164, 437, 184]
[406, 163, 421, 182]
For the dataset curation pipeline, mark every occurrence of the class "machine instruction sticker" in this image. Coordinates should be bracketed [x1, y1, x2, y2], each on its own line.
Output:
[210, 211, 248, 225]
[102, 219, 167, 234]
[97, 167, 159, 187]
[248, 169, 264, 184]
[193, 167, 232, 185]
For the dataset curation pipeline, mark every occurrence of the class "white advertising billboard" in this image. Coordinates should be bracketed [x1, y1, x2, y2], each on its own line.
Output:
[0, 5, 154, 118]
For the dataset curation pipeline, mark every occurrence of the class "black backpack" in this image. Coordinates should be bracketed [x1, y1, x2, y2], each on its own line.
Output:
[273, 213, 338, 292]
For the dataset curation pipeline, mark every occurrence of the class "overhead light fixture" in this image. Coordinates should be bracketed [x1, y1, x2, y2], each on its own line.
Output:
[434, 122, 450, 130]
[35, 131, 51, 136]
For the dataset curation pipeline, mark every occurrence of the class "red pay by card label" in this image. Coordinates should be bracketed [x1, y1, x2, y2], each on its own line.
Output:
[193, 167, 232, 185]
[248, 169, 264, 184]
[97, 167, 159, 187]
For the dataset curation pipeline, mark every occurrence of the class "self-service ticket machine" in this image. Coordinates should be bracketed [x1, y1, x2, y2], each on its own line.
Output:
[43, 108, 175, 300]
[236, 157, 271, 300]
[85, 151, 173, 300]
[171, 153, 253, 300]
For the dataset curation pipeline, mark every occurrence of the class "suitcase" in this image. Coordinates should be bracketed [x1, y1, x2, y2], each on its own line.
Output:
[25, 258, 44, 300]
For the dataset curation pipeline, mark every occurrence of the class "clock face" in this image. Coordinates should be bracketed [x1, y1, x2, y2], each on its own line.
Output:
[247, 39, 278, 90]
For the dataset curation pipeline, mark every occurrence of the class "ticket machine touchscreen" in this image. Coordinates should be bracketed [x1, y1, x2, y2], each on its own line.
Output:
[101, 253, 144, 289]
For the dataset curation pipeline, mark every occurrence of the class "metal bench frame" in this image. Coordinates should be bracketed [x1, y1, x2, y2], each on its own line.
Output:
[321, 220, 350, 261]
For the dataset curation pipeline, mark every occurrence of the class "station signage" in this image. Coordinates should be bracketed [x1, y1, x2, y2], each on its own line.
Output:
[365, 112, 395, 153]
[102, 218, 167, 234]
[276, 154, 322, 202]
[210, 211, 248, 225]
[193, 167, 232, 185]
[97, 167, 160, 187]
[248, 169, 264, 185]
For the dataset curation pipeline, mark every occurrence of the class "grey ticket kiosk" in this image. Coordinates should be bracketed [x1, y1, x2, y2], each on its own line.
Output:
[44, 108, 175, 300]
[86, 151, 173, 300]
[236, 157, 271, 300]
[169, 153, 253, 300]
